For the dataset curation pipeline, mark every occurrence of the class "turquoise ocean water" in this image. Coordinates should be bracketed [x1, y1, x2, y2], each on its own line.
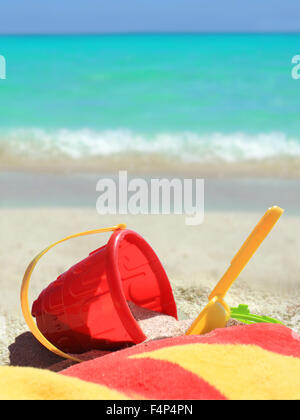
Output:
[0, 33, 300, 168]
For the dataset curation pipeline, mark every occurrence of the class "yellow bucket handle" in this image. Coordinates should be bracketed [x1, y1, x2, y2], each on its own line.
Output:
[21, 224, 126, 363]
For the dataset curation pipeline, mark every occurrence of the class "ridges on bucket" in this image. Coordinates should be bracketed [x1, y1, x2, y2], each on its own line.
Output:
[31, 229, 177, 354]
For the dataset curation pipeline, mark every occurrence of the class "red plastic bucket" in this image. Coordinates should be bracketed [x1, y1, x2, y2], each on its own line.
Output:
[31, 229, 177, 354]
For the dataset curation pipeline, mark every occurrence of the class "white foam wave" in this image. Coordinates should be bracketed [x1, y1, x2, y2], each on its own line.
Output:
[0, 128, 300, 163]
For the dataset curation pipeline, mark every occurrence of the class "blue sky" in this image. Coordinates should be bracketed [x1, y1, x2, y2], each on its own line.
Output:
[0, 0, 300, 34]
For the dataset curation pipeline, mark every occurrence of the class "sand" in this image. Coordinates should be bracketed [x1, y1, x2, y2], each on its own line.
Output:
[0, 208, 299, 370]
[128, 302, 244, 341]
[2, 172, 300, 214]
[128, 301, 193, 340]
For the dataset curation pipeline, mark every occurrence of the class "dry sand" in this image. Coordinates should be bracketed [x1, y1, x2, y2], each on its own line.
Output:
[128, 301, 193, 341]
[128, 302, 243, 341]
[0, 208, 299, 370]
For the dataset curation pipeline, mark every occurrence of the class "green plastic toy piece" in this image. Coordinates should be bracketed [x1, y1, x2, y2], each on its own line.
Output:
[230, 304, 284, 325]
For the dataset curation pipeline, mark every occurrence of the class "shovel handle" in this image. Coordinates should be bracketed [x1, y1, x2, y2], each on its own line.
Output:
[209, 206, 283, 300]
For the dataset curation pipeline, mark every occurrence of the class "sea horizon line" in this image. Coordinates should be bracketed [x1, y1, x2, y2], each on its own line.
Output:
[0, 30, 300, 37]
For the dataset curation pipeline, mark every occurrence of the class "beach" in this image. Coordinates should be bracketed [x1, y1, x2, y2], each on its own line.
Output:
[1, 204, 299, 369]
[0, 33, 299, 372]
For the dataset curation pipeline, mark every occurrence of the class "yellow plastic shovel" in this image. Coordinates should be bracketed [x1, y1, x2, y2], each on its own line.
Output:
[186, 206, 284, 336]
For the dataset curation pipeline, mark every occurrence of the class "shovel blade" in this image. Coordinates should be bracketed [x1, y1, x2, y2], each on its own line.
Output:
[186, 298, 230, 336]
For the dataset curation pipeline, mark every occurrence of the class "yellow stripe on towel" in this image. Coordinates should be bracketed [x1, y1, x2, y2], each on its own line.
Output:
[0, 366, 129, 400]
[131, 343, 300, 400]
